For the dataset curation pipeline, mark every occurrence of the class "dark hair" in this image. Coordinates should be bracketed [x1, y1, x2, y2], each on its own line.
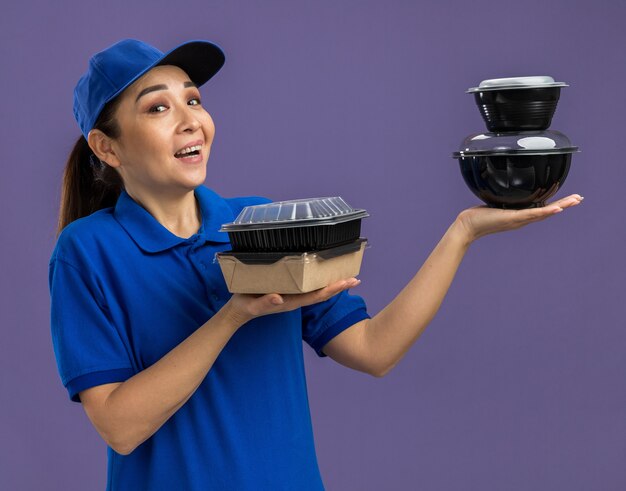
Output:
[56, 97, 124, 237]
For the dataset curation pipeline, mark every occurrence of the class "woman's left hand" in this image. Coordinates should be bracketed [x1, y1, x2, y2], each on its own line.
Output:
[454, 194, 584, 245]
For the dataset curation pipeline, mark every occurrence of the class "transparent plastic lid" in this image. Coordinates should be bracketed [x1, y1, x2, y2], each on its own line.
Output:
[467, 76, 568, 93]
[220, 197, 369, 231]
[452, 130, 579, 157]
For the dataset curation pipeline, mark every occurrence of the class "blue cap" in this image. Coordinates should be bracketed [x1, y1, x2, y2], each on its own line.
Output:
[73, 39, 225, 139]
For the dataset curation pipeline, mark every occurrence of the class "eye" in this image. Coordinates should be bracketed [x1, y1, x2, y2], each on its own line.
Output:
[148, 104, 168, 113]
[188, 97, 201, 106]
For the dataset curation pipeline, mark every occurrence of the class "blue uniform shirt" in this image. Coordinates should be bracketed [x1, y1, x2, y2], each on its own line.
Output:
[49, 185, 370, 491]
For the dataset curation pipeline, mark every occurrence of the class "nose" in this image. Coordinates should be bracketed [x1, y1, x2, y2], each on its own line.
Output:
[177, 104, 201, 133]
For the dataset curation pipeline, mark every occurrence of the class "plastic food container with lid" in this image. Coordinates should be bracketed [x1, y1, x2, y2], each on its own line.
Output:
[452, 130, 579, 209]
[467, 76, 569, 132]
[215, 239, 368, 294]
[220, 197, 369, 252]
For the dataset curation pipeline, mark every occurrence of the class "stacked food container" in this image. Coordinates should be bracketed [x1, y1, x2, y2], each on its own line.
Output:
[453, 76, 579, 209]
[216, 197, 368, 294]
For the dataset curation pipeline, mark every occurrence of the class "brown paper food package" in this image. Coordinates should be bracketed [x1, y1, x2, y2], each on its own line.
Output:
[216, 240, 366, 294]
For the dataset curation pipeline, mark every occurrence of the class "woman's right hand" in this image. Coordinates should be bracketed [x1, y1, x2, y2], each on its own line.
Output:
[223, 278, 361, 326]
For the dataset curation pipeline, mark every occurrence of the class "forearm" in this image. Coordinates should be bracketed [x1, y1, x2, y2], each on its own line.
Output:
[96, 303, 244, 454]
[364, 219, 471, 376]
[87, 278, 360, 454]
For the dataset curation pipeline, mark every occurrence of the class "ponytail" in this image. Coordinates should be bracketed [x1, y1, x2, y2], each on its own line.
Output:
[57, 97, 124, 237]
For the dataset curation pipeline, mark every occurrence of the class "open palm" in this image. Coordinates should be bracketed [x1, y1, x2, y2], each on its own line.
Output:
[455, 194, 584, 243]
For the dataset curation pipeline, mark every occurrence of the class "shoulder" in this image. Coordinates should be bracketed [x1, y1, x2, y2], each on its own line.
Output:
[196, 185, 272, 219]
[50, 207, 119, 266]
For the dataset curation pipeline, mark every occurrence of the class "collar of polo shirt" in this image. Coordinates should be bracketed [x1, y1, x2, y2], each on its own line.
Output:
[113, 186, 232, 253]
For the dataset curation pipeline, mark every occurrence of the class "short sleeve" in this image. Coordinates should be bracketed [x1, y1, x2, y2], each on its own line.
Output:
[49, 258, 135, 402]
[301, 290, 370, 357]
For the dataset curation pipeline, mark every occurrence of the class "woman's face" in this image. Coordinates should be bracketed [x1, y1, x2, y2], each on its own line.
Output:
[106, 65, 215, 197]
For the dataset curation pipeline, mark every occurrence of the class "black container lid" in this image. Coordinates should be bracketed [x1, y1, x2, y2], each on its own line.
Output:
[452, 130, 579, 158]
[467, 76, 568, 93]
[215, 238, 368, 265]
[220, 197, 369, 232]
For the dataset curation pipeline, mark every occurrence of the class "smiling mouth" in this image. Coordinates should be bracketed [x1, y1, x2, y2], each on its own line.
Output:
[174, 144, 202, 158]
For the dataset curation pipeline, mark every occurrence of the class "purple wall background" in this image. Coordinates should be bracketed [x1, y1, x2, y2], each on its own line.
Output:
[2, 1, 624, 489]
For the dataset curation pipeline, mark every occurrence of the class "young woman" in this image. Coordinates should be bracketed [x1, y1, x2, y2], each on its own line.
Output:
[50, 38, 582, 490]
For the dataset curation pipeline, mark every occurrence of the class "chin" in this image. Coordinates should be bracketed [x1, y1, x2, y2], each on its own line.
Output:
[183, 163, 208, 184]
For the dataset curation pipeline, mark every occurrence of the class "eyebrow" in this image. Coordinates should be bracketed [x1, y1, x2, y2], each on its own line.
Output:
[135, 81, 198, 103]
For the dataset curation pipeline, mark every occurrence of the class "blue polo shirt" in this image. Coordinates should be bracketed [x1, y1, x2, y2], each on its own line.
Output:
[49, 185, 370, 491]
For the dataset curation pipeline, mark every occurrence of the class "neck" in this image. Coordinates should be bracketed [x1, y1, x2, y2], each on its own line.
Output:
[126, 186, 201, 239]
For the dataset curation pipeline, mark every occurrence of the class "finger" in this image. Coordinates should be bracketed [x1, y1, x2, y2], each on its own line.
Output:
[244, 277, 358, 317]
[511, 205, 561, 223]
[549, 194, 584, 209]
[310, 277, 359, 296]
[283, 278, 360, 308]
[533, 195, 583, 219]
[562, 195, 584, 208]
[326, 277, 360, 292]
[517, 194, 583, 221]
[248, 292, 281, 305]
[243, 293, 284, 317]
[298, 280, 350, 304]
[268, 293, 284, 306]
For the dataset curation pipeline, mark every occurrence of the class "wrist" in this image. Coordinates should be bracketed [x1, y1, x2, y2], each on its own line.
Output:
[218, 298, 253, 329]
[448, 217, 475, 249]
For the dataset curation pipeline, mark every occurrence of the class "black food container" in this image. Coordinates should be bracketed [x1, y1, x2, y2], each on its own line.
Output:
[467, 76, 568, 132]
[452, 130, 579, 209]
[220, 197, 369, 252]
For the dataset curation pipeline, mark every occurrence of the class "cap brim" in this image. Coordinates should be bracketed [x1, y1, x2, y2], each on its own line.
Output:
[156, 40, 225, 87]
[105, 40, 225, 106]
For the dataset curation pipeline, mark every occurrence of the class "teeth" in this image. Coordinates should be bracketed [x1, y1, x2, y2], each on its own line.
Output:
[175, 144, 202, 156]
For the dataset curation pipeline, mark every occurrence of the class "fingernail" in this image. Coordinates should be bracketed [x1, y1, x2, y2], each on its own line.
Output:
[272, 296, 284, 305]
[579, 196, 585, 201]
[553, 207, 564, 213]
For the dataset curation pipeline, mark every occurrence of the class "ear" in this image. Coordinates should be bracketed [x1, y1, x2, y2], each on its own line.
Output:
[87, 129, 122, 168]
